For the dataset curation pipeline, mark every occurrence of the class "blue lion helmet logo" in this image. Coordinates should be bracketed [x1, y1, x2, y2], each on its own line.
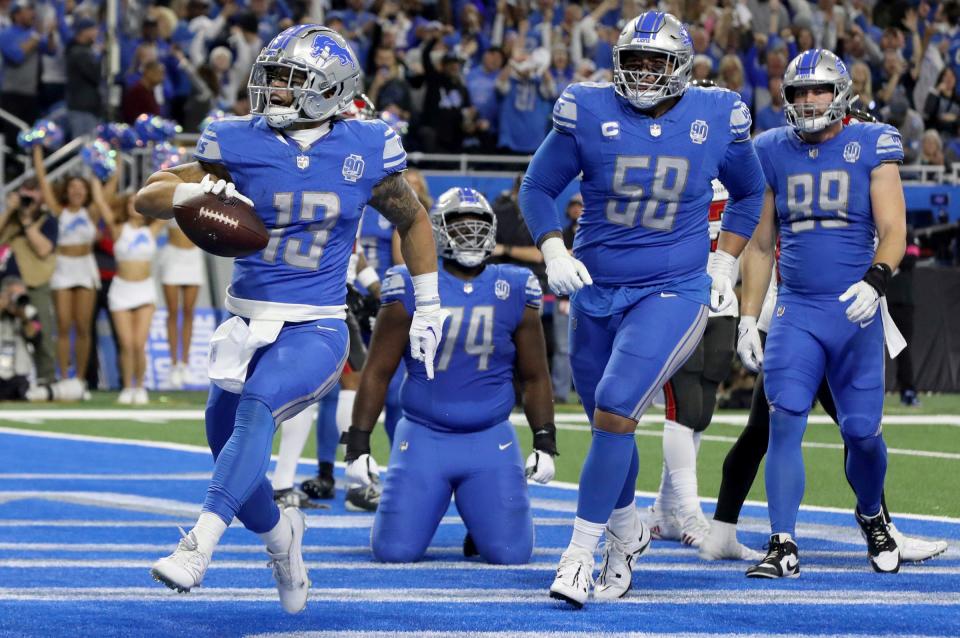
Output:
[310, 34, 354, 68]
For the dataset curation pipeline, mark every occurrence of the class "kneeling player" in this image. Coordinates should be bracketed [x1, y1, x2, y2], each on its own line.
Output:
[343, 187, 559, 564]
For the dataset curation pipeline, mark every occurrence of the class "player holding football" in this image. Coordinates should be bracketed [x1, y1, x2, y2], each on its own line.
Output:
[741, 49, 906, 577]
[342, 186, 557, 564]
[134, 25, 448, 612]
[519, 12, 766, 607]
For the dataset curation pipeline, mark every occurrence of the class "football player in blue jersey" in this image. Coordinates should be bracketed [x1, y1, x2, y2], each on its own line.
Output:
[342, 186, 558, 565]
[518, 11, 766, 607]
[740, 49, 907, 578]
[134, 25, 449, 612]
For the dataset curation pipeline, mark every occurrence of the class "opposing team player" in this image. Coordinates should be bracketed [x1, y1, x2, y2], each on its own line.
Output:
[518, 12, 766, 607]
[343, 187, 558, 564]
[650, 177, 757, 557]
[742, 49, 906, 577]
[134, 25, 448, 612]
[700, 107, 948, 563]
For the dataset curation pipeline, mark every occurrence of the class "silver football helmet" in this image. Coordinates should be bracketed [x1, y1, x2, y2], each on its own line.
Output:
[249, 25, 362, 129]
[430, 187, 497, 268]
[613, 12, 693, 110]
[782, 49, 853, 133]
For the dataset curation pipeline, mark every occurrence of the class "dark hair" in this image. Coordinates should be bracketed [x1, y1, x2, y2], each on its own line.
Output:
[57, 176, 92, 208]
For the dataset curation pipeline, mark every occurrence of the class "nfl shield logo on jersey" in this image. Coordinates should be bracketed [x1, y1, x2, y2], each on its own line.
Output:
[296, 155, 309, 170]
[342, 154, 365, 182]
[650, 123, 661, 137]
[690, 120, 708, 144]
[843, 142, 861, 163]
[495, 279, 510, 300]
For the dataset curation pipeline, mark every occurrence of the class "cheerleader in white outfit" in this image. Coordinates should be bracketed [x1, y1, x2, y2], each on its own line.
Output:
[91, 181, 165, 405]
[33, 146, 105, 382]
[158, 217, 205, 388]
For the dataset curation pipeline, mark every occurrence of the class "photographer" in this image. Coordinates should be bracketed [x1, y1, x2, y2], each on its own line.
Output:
[0, 277, 41, 400]
[0, 186, 58, 384]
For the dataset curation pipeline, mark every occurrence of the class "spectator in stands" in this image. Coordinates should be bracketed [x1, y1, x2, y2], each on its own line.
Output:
[923, 67, 960, 135]
[754, 77, 787, 133]
[0, 184, 58, 384]
[876, 49, 912, 109]
[550, 45, 574, 95]
[552, 193, 582, 404]
[228, 12, 265, 103]
[0, 2, 57, 158]
[718, 54, 752, 110]
[32, 146, 103, 385]
[920, 129, 946, 166]
[366, 47, 413, 121]
[849, 60, 879, 117]
[882, 97, 925, 164]
[466, 45, 505, 152]
[65, 18, 103, 138]
[412, 34, 476, 152]
[496, 49, 555, 154]
[491, 174, 545, 284]
[90, 183, 165, 405]
[187, 0, 238, 67]
[175, 48, 220, 132]
[122, 60, 165, 124]
[692, 55, 713, 82]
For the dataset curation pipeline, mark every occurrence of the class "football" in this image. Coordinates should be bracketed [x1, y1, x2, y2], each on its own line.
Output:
[172, 191, 268, 258]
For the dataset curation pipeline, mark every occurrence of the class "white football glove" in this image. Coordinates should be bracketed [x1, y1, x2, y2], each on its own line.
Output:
[838, 280, 880, 324]
[541, 236, 592, 296]
[345, 453, 381, 487]
[172, 174, 254, 208]
[736, 315, 763, 373]
[707, 249, 737, 313]
[524, 450, 555, 484]
[409, 305, 451, 379]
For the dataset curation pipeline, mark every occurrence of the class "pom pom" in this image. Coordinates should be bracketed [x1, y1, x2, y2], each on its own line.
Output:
[96, 123, 142, 150]
[81, 138, 118, 181]
[380, 110, 409, 137]
[134, 115, 183, 143]
[17, 119, 65, 150]
[152, 142, 188, 171]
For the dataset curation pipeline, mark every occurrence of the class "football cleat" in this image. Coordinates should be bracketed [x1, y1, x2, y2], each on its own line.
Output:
[267, 507, 310, 614]
[746, 533, 800, 579]
[300, 465, 336, 500]
[678, 508, 711, 547]
[549, 547, 595, 609]
[698, 520, 763, 561]
[889, 524, 948, 563]
[345, 480, 381, 512]
[150, 528, 211, 592]
[274, 486, 329, 510]
[900, 389, 920, 408]
[594, 514, 652, 599]
[648, 505, 682, 541]
[856, 508, 901, 573]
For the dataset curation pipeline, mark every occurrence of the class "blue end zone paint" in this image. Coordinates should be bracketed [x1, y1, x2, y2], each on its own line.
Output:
[1, 431, 957, 637]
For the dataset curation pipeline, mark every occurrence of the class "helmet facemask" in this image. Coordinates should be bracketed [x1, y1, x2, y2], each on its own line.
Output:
[433, 212, 497, 268]
[782, 81, 851, 133]
[614, 47, 691, 110]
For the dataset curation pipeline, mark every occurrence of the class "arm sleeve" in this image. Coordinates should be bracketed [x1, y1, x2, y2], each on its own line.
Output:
[518, 129, 581, 245]
[381, 265, 414, 315]
[718, 139, 766, 239]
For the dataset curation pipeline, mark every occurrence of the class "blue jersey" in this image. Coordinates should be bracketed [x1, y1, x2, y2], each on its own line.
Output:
[381, 261, 543, 432]
[194, 115, 407, 310]
[357, 206, 395, 280]
[544, 83, 761, 294]
[754, 122, 904, 296]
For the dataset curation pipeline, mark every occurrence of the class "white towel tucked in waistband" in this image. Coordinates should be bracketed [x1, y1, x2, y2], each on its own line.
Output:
[208, 316, 284, 393]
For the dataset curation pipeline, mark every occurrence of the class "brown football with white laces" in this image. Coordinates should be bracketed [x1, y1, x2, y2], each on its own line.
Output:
[172, 191, 268, 258]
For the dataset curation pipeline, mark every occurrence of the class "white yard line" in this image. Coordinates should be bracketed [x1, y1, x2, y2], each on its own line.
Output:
[0, 586, 957, 608]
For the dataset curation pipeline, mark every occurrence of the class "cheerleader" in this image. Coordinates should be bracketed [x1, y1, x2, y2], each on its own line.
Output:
[158, 217, 205, 388]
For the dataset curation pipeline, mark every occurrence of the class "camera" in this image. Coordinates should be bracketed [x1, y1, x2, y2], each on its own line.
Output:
[13, 293, 38, 321]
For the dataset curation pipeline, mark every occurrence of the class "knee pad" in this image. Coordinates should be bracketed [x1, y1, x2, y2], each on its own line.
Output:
[765, 383, 814, 418]
[840, 415, 882, 445]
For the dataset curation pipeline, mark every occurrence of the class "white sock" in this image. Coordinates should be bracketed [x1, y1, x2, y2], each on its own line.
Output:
[692, 430, 702, 455]
[335, 389, 357, 435]
[709, 518, 737, 539]
[259, 509, 293, 554]
[190, 512, 228, 556]
[653, 459, 674, 515]
[608, 504, 637, 540]
[569, 517, 605, 554]
[272, 405, 316, 491]
[663, 420, 700, 519]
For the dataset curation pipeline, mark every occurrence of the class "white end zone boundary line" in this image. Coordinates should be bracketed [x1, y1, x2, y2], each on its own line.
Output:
[1, 425, 958, 526]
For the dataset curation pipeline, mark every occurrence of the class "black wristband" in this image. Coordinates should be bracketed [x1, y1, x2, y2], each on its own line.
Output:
[532, 423, 559, 456]
[862, 263, 892, 296]
[343, 428, 372, 463]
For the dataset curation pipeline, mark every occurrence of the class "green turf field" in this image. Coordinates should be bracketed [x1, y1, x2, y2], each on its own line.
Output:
[3, 391, 958, 517]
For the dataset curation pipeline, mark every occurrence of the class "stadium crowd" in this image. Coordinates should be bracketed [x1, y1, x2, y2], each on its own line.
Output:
[0, 0, 953, 404]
